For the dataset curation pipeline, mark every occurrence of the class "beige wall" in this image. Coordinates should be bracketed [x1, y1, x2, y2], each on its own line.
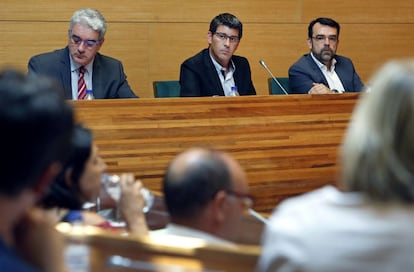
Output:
[1, 0, 414, 97]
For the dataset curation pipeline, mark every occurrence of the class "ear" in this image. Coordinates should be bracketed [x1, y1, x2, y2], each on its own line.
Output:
[307, 38, 312, 49]
[97, 38, 105, 50]
[64, 167, 74, 187]
[211, 190, 228, 223]
[207, 31, 213, 45]
[32, 162, 62, 197]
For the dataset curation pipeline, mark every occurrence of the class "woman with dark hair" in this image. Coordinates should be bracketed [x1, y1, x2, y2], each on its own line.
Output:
[40, 124, 147, 235]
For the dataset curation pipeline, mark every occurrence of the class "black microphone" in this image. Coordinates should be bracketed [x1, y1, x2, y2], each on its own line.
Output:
[259, 59, 289, 95]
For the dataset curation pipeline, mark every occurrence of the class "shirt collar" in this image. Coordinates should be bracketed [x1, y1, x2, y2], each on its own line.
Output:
[166, 223, 237, 247]
[209, 53, 236, 75]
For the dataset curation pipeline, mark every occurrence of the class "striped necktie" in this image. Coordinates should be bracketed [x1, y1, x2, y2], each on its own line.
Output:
[77, 66, 87, 100]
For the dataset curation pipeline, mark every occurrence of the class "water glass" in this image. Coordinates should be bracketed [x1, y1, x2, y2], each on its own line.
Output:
[101, 173, 154, 213]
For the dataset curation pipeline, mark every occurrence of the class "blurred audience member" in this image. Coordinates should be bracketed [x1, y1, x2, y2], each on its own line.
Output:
[40, 124, 148, 235]
[152, 148, 252, 247]
[0, 68, 73, 272]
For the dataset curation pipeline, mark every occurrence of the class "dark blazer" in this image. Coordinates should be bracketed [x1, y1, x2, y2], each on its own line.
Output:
[180, 48, 256, 96]
[288, 53, 363, 94]
[28, 47, 137, 99]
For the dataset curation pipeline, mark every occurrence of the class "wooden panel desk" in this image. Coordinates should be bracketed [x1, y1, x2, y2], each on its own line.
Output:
[72, 94, 360, 214]
[58, 223, 261, 272]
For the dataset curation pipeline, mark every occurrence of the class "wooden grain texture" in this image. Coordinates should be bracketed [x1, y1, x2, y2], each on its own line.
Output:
[72, 94, 360, 213]
[302, 0, 414, 23]
[0, 0, 300, 22]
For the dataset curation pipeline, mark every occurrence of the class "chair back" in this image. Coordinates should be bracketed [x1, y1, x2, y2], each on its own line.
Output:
[268, 77, 290, 95]
[153, 80, 181, 98]
[57, 223, 261, 272]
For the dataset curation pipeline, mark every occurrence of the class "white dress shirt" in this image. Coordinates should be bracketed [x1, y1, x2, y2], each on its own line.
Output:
[311, 53, 345, 93]
[70, 55, 94, 100]
[258, 185, 414, 272]
[210, 53, 236, 96]
[150, 223, 237, 249]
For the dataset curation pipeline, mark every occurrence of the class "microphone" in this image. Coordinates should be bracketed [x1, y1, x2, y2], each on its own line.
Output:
[259, 59, 289, 95]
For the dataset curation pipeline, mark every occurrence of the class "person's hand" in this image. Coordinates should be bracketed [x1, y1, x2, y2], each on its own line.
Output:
[14, 207, 66, 272]
[308, 83, 335, 94]
[119, 173, 148, 235]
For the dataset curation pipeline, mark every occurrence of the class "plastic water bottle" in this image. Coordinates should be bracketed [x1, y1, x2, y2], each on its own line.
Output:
[64, 222, 90, 272]
[85, 89, 94, 100]
[229, 86, 240, 96]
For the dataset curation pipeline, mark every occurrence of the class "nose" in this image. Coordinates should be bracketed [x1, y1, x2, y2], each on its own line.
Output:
[77, 41, 87, 51]
[324, 37, 334, 45]
[224, 38, 231, 47]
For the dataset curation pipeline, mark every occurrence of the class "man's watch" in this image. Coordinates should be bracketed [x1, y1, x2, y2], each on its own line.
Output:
[331, 89, 339, 93]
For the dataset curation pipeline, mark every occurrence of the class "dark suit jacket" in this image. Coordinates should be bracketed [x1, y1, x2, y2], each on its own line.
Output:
[28, 47, 137, 99]
[288, 53, 363, 94]
[180, 48, 256, 96]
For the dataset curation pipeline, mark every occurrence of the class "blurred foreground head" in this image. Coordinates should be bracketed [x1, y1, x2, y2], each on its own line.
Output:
[0, 68, 74, 196]
[163, 147, 250, 240]
[341, 59, 414, 203]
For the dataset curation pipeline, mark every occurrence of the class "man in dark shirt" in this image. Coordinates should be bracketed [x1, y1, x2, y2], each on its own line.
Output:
[0, 68, 74, 271]
[180, 13, 256, 97]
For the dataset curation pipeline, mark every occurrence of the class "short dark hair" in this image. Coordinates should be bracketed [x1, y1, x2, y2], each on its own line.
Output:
[209, 13, 243, 39]
[163, 149, 233, 219]
[308, 17, 340, 38]
[41, 124, 92, 209]
[0, 68, 74, 196]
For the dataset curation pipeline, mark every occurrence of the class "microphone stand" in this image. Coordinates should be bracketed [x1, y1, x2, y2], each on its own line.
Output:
[259, 60, 289, 95]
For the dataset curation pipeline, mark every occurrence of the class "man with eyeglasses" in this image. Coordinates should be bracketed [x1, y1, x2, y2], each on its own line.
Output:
[151, 147, 252, 247]
[179, 13, 256, 97]
[288, 17, 363, 94]
[28, 8, 137, 99]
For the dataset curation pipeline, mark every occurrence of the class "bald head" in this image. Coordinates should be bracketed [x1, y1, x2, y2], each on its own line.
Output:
[163, 148, 249, 221]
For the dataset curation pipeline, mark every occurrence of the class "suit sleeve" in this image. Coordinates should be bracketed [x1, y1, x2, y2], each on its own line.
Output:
[179, 61, 202, 97]
[27, 56, 41, 76]
[288, 63, 315, 94]
[244, 60, 256, 95]
[350, 62, 364, 92]
[114, 62, 138, 98]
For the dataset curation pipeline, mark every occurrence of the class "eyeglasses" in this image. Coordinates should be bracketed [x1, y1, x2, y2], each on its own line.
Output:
[226, 190, 254, 209]
[70, 34, 101, 48]
[214, 32, 240, 43]
[312, 35, 338, 43]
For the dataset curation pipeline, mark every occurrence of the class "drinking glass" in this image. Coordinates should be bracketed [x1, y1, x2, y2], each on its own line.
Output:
[101, 173, 154, 214]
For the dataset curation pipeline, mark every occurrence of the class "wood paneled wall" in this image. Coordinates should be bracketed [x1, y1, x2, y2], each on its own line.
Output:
[1, 1, 414, 97]
[72, 94, 359, 214]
